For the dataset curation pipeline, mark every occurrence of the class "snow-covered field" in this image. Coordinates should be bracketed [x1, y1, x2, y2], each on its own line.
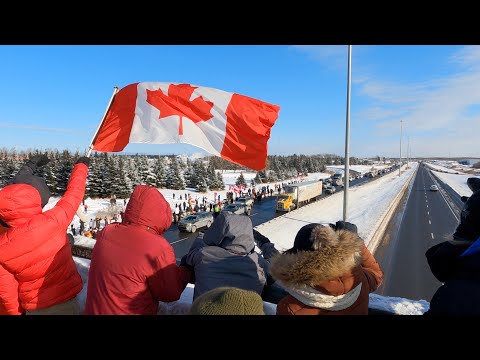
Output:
[326, 164, 390, 176]
[423, 161, 479, 198]
[433, 172, 476, 197]
[425, 161, 466, 174]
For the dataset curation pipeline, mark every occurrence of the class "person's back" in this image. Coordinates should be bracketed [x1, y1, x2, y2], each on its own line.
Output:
[84, 185, 192, 315]
[183, 212, 267, 301]
[425, 177, 480, 315]
[0, 155, 89, 315]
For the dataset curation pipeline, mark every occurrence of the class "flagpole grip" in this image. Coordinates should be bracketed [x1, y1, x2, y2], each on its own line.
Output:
[86, 86, 119, 157]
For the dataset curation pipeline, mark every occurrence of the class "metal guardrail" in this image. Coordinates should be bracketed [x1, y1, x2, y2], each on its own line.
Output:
[71, 245, 93, 259]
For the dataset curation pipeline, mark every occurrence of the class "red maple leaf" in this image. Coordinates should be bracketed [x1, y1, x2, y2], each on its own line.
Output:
[146, 84, 214, 135]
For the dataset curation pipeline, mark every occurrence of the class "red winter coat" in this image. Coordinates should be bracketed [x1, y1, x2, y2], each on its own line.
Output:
[0, 164, 88, 311]
[0, 224, 22, 315]
[84, 185, 192, 315]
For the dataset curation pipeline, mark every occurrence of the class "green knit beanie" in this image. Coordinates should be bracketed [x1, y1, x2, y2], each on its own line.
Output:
[190, 287, 265, 315]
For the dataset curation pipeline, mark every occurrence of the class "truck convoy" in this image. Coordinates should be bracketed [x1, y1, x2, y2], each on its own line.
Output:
[276, 180, 323, 212]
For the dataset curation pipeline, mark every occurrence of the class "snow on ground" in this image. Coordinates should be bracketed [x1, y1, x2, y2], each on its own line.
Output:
[433, 172, 476, 198]
[255, 163, 418, 252]
[424, 161, 466, 174]
[327, 164, 389, 176]
[72, 257, 428, 315]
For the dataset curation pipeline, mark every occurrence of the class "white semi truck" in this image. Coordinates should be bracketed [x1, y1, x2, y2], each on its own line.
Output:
[276, 180, 323, 212]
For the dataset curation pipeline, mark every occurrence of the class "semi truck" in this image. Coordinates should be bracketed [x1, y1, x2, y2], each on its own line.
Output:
[276, 180, 323, 212]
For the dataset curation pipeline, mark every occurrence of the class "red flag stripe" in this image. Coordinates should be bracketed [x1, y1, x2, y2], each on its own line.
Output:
[92, 83, 138, 152]
[221, 93, 280, 171]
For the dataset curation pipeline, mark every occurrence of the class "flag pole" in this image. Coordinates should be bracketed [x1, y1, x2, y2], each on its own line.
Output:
[86, 86, 119, 157]
[343, 45, 352, 222]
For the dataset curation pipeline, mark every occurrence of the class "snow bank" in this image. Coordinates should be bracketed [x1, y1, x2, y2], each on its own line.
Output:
[73, 257, 428, 315]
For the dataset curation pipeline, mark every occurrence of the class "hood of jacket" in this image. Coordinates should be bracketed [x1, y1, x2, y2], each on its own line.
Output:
[0, 184, 43, 227]
[270, 226, 363, 288]
[122, 185, 172, 235]
[202, 212, 255, 254]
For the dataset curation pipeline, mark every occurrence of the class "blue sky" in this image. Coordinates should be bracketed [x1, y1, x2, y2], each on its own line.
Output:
[0, 45, 478, 158]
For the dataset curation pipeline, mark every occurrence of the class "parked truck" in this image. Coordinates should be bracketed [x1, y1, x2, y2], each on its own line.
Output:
[276, 180, 323, 212]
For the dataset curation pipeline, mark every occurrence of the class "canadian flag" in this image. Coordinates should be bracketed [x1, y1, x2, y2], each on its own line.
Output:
[92, 82, 280, 171]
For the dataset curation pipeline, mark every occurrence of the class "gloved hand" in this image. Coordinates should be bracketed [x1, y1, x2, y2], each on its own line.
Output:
[253, 229, 271, 248]
[76, 157, 90, 167]
[26, 155, 50, 171]
[330, 220, 358, 234]
[179, 254, 189, 267]
[467, 177, 480, 193]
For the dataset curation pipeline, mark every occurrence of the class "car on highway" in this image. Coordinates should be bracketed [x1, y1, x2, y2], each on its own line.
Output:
[235, 197, 254, 207]
[178, 211, 214, 233]
[324, 185, 336, 194]
[430, 184, 439, 191]
[222, 203, 252, 216]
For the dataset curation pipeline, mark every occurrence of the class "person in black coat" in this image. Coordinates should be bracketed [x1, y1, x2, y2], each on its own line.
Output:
[425, 177, 480, 315]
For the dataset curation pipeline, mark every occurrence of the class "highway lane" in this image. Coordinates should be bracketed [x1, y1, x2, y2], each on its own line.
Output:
[375, 164, 460, 301]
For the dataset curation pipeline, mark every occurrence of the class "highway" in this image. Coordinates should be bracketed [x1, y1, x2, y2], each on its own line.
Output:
[375, 163, 461, 301]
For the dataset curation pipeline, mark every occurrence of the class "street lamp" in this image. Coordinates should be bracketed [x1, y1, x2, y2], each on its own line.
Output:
[399, 120, 403, 176]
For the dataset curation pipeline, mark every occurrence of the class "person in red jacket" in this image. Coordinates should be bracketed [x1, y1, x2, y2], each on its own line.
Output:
[84, 185, 193, 315]
[0, 221, 22, 315]
[0, 155, 90, 315]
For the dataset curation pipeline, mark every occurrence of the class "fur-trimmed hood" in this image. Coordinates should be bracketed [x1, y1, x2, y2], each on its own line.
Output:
[270, 226, 364, 288]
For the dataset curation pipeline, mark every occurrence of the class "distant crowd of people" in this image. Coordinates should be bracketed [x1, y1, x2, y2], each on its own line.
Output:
[0, 154, 479, 315]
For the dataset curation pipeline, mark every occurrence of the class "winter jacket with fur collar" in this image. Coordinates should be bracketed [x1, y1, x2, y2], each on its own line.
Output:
[270, 227, 383, 315]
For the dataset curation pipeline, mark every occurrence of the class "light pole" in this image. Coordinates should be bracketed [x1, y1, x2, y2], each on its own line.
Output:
[343, 45, 352, 222]
[406, 136, 410, 169]
[399, 120, 403, 176]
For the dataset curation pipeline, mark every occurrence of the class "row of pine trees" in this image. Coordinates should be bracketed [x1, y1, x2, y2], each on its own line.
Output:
[0, 149, 225, 198]
[0, 148, 366, 199]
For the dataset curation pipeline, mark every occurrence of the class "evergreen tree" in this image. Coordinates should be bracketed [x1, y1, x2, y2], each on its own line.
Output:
[87, 153, 104, 198]
[111, 155, 131, 198]
[184, 159, 194, 188]
[55, 150, 74, 194]
[216, 171, 225, 190]
[235, 172, 247, 187]
[167, 157, 186, 190]
[153, 156, 168, 188]
[137, 155, 152, 185]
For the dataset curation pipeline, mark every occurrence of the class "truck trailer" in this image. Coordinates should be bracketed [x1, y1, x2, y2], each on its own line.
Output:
[276, 180, 323, 212]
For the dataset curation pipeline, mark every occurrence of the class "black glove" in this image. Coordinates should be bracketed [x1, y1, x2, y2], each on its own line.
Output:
[467, 178, 480, 193]
[332, 220, 358, 234]
[76, 156, 90, 167]
[179, 254, 189, 267]
[26, 155, 50, 171]
[253, 229, 271, 248]
[461, 196, 470, 203]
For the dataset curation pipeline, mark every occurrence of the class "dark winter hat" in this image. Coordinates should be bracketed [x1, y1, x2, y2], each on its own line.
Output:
[453, 177, 480, 242]
[286, 223, 324, 254]
[13, 174, 51, 208]
[190, 287, 265, 315]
